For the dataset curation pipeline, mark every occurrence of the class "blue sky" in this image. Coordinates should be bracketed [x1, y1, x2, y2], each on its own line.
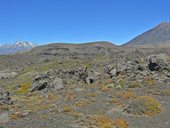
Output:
[0, 0, 170, 45]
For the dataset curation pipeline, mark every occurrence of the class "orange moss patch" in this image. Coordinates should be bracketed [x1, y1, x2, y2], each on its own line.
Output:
[11, 93, 53, 112]
[69, 111, 82, 118]
[47, 93, 57, 102]
[112, 97, 124, 107]
[65, 92, 76, 101]
[165, 90, 170, 96]
[100, 86, 111, 92]
[10, 111, 24, 120]
[144, 77, 155, 86]
[113, 118, 129, 128]
[116, 91, 135, 99]
[87, 93, 97, 97]
[89, 115, 114, 128]
[0, 104, 9, 110]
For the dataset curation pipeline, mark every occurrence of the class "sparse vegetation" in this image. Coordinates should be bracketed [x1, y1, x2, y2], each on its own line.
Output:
[77, 115, 128, 128]
[17, 81, 32, 94]
[111, 97, 124, 107]
[0, 38, 170, 128]
[116, 91, 135, 99]
[148, 89, 170, 96]
[87, 93, 97, 97]
[129, 80, 141, 88]
[63, 106, 72, 112]
[10, 111, 24, 120]
[113, 118, 129, 128]
[65, 92, 76, 101]
[75, 100, 89, 108]
[144, 77, 155, 86]
[125, 96, 161, 116]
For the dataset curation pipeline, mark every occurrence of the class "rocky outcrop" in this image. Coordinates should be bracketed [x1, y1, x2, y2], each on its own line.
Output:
[106, 58, 148, 79]
[105, 54, 170, 87]
[30, 72, 64, 92]
[148, 55, 169, 71]
[0, 87, 13, 105]
[30, 66, 102, 92]
[30, 53, 170, 92]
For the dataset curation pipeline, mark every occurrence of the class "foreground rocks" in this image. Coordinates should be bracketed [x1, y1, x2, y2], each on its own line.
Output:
[30, 66, 102, 92]
[148, 54, 170, 71]
[105, 54, 170, 87]
[30, 72, 64, 92]
[0, 87, 13, 105]
[30, 54, 170, 92]
[1, 49, 170, 128]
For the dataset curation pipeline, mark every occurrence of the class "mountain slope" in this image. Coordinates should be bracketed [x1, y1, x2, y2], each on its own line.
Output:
[0, 41, 123, 71]
[124, 22, 170, 47]
[28, 41, 121, 58]
[0, 41, 36, 55]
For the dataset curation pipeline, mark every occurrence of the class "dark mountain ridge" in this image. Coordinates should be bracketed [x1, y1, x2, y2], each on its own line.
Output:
[124, 22, 170, 47]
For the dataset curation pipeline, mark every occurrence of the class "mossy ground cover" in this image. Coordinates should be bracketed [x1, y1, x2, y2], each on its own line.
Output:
[77, 115, 129, 128]
[125, 96, 161, 116]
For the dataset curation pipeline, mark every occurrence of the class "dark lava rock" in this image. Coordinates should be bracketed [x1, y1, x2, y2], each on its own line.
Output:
[30, 80, 48, 92]
[148, 55, 169, 71]
[48, 77, 64, 90]
[0, 87, 13, 105]
[167, 72, 170, 77]
[30, 71, 64, 92]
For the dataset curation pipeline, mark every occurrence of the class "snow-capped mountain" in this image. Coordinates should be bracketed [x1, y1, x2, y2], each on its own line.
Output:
[0, 41, 36, 49]
[0, 41, 36, 55]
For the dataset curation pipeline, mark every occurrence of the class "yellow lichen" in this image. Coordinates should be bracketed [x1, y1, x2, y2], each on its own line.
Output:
[63, 106, 72, 112]
[17, 81, 32, 94]
[75, 100, 89, 108]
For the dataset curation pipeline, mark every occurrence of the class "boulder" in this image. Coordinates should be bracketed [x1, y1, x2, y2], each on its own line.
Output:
[30, 71, 65, 92]
[0, 88, 13, 105]
[85, 77, 95, 84]
[137, 64, 145, 71]
[76, 66, 88, 82]
[148, 55, 169, 71]
[49, 77, 64, 91]
[167, 72, 170, 78]
[109, 68, 117, 78]
[30, 80, 48, 92]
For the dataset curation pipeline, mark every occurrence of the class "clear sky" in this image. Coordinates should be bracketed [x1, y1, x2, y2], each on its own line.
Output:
[0, 0, 170, 45]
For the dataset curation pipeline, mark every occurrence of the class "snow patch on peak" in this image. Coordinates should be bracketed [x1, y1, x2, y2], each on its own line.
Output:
[0, 41, 36, 49]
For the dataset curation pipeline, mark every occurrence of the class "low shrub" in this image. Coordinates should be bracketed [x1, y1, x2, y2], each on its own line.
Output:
[124, 96, 161, 116]
[77, 115, 128, 128]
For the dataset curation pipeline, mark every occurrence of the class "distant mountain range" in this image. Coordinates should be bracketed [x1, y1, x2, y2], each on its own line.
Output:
[0, 41, 36, 55]
[0, 22, 170, 55]
[124, 22, 170, 47]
